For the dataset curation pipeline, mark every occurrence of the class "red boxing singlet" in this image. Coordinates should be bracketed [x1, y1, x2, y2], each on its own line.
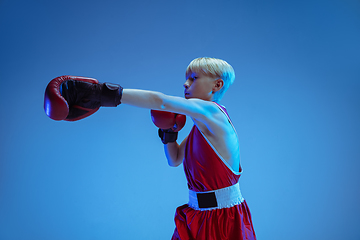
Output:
[172, 104, 256, 240]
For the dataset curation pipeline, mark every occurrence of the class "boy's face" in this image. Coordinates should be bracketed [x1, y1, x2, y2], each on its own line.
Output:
[184, 72, 218, 101]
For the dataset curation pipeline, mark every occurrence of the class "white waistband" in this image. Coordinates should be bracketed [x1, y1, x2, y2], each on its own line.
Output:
[188, 182, 244, 211]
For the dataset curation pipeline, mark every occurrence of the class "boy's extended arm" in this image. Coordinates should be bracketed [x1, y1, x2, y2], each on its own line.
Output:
[122, 88, 228, 139]
[45, 76, 218, 124]
[121, 89, 165, 110]
[122, 89, 218, 123]
[44, 76, 219, 125]
[44, 77, 237, 170]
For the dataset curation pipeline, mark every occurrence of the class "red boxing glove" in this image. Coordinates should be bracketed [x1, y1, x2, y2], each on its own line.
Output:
[44, 75, 123, 121]
[151, 110, 186, 144]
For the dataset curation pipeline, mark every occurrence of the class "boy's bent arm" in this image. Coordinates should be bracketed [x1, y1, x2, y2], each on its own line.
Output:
[164, 137, 187, 167]
[122, 89, 234, 168]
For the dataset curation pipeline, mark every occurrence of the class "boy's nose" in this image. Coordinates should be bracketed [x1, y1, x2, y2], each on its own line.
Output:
[183, 79, 190, 89]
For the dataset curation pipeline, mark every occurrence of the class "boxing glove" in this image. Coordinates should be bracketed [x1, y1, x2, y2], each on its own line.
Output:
[151, 110, 186, 144]
[44, 75, 123, 121]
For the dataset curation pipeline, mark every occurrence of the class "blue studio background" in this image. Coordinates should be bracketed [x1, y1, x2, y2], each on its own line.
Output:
[0, 0, 359, 239]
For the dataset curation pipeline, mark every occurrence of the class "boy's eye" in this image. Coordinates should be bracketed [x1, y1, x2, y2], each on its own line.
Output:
[187, 75, 197, 81]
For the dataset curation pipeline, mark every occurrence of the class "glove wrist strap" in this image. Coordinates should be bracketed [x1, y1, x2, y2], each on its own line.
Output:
[100, 83, 123, 107]
[158, 129, 178, 144]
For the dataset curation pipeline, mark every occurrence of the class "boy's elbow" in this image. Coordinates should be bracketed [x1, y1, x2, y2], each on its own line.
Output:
[167, 156, 183, 167]
[168, 160, 182, 167]
[151, 91, 167, 110]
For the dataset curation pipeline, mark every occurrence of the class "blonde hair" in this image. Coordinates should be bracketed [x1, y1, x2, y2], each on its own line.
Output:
[186, 57, 235, 102]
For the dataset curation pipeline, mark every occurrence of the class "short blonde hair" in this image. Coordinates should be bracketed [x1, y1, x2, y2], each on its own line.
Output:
[186, 57, 235, 102]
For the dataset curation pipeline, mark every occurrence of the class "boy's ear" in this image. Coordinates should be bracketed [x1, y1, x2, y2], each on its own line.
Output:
[213, 79, 224, 92]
